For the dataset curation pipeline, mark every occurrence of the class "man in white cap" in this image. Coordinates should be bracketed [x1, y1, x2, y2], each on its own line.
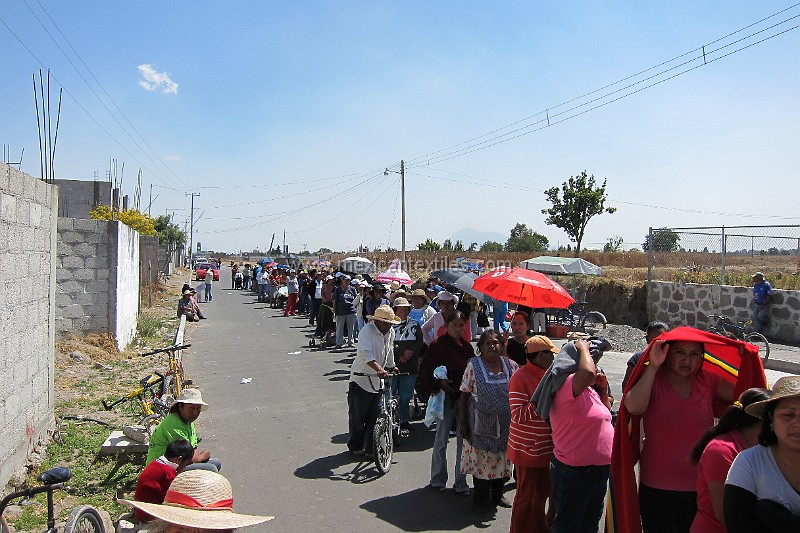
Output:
[347, 305, 400, 456]
[421, 290, 471, 345]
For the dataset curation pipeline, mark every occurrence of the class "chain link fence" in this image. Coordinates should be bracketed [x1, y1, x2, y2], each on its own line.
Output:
[646, 225, 800, 289]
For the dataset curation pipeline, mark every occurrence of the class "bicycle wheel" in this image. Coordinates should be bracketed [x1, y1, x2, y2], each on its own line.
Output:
[581, 311, 607, 335]
[64, 505, 105, 533]
[745, 332, 770, 363]
[372, 416, 393, 475]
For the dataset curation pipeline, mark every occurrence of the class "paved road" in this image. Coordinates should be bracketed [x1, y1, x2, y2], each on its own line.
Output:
[183, 271, 796, 532]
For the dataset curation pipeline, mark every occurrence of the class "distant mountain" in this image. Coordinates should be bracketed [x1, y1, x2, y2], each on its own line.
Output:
[449, 227, 507, 247]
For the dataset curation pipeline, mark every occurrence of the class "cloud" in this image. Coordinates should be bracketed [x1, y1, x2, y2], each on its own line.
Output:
[137, 64, 179, 94]
[164, 155, 182, 161]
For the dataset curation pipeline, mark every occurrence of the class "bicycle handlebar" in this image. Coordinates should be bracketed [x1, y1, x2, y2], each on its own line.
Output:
[102, 372, 164, 410]
[139, 343, 192, 357]
[0, 482, 66, 514]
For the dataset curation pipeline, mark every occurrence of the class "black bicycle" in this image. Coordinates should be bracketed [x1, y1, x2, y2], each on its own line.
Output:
[554, 301, 607, 334]
[0, 467, 104, 533]
[352, 371, 408, 475]
[707, 314, 771, 362]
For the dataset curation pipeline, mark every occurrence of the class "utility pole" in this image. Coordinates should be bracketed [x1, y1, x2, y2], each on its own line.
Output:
[400, 160, 406, 271]
[187, 192, 200, 265]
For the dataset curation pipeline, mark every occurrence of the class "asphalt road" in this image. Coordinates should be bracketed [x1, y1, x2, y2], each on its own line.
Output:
[184, 271, 795, 532]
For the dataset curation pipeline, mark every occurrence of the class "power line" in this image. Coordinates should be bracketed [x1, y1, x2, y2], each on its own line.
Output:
[0, 14, 184, 190]
[24, 0, 187, 189]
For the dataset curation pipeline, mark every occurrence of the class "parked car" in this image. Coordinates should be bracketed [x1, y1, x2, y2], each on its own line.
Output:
[196, 263, 220, 281]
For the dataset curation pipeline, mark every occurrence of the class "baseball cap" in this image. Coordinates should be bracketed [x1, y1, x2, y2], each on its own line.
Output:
[525, 335, 559, 354]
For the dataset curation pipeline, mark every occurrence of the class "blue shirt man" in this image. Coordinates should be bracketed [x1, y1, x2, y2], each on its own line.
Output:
[751, 272, 773, 333]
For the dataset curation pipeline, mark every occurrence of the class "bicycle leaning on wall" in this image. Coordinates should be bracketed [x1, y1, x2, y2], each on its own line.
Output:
[706, 314, 771, 362]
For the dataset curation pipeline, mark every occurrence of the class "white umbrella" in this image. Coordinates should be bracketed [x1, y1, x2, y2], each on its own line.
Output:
[339, 256, 377, 274]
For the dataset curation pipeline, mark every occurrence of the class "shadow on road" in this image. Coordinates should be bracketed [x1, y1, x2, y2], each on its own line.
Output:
[331, 433, 349, 444]
[361, 487, 495, 531]
[333, 357, 355, 365]
[293, 452, 385, 484]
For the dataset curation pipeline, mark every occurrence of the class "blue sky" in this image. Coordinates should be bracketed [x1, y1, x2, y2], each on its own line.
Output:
[2, 1, 799, 254]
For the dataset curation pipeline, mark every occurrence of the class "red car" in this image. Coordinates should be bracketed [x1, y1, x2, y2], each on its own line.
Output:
[195, 263, 220, 281]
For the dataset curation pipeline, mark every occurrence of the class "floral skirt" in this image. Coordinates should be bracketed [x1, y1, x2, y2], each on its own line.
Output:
[460, 439, 513, 479]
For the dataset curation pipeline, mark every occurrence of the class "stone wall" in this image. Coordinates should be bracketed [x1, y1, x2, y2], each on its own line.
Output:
[56, 218, 139, 350]
[648, 281, 800, 342]
[52, 179, 111, 219]
[0, 162, 57, 488]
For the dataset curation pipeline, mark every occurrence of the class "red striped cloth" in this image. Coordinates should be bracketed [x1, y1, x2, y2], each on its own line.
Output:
[606, 327, 767, 533]
[507, 363, 553, 468]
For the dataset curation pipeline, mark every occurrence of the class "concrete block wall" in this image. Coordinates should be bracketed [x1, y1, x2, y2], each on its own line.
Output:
[56, 219, 139, 350]
[649, 281, 800, 342]
[0, 162, 57, 489]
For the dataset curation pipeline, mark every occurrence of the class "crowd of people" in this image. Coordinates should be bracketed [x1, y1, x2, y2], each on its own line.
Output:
[157, 264, 796, 533]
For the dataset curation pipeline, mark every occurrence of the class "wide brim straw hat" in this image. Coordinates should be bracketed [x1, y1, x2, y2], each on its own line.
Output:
[745, 375, 800, 418]
[175, 388, 209, 412]
[121, 470, 273, 529]
[367, 304, 402, 324]
[411, 288, 430, 302]
[392, 297, 411, 308]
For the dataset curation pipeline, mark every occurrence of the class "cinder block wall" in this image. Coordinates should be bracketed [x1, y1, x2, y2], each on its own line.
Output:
[56, 219, 139, 349]
[0, 162, 57, 488]
[649, 281, 800, 342]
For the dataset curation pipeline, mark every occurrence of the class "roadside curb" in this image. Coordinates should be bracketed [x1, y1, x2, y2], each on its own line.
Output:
[765, 358, 800, 375]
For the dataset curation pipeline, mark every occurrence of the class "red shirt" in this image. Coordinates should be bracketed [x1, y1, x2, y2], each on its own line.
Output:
[507, 363, 553, 468]
[134, 459, 178, 522]
[692, 430, 747, 533]
[640, 370, 719, 491]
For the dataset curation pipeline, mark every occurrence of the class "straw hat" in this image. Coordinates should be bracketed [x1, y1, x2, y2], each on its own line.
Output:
[121, 470, 273, 529]
[745, 376, 800, 418]
[367, 304, 402, 324]
[175, 388, 209, 412]
[411, 288, 430, 302]
[390, 281, 400, 291]
[392, 297, 411, 308]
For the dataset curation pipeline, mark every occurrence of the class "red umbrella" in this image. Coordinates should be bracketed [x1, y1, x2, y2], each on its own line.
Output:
[472, 267, 575, 308]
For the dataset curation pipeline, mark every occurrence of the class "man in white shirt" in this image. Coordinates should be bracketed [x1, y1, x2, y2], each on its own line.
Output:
[347, 305, 400, 456]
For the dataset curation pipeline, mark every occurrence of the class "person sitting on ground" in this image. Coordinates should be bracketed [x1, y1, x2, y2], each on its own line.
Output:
[122, 470, 273, 533]
[147, 389, 221, 472]
[134, 438, 195, 523]
[347, 305, 400, 456]
[621, 320, 669, 392]
[459, 330, 519, 514]
[177, 290, 200, 322]
[724, 376, 800, 533]
[690, 388, 771, 533]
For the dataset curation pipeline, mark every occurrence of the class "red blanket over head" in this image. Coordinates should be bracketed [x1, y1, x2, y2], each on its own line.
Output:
[606, 326, 767, 533]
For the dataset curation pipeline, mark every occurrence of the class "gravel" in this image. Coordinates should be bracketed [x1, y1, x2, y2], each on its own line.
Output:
[596, 324, 647, 353]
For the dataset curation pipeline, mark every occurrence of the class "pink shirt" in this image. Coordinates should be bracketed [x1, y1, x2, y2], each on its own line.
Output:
[691, 430, 747, 533]
[550, 374, 613, 467]
[640, 370, 719, 491]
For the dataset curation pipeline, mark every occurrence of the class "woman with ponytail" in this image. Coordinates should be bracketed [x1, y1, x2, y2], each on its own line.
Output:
[690, 387, 771, 533]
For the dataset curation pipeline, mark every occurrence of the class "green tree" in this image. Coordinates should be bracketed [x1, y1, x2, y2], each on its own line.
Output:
[642, 228, 680, 252]
[542, 171, 616, 257]
[442, 239, 454, 251]
[505, 223, 549, 253]
[603, 236, 623, 253]
[417, 238, 442, 252]
[454, 240, 464, 252]
[480, 240, 504, 252]
[467, 242, 478, 252]
[153, 214, 187, 259]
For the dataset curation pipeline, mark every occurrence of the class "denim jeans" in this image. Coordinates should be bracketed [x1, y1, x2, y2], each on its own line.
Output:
[204, 283, 212, 302]
[258, 283, 268, 302]
[550, 456, 609, 533]
[751, 302, 769, 333]
[391, 374, 417, 423]
[430, 395, 468, 492]
[335, 313, 358, 346]
[310, 298, 322, 325]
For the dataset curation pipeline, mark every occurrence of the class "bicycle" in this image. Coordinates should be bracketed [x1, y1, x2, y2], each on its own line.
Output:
[139, 343, 192, 400]
[706, 314, 771, 362]
[352, 371, 408, 475]
[101, 372, 171, 428]
[0, 467, 105, 533]
[553, 301, 607, 335]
